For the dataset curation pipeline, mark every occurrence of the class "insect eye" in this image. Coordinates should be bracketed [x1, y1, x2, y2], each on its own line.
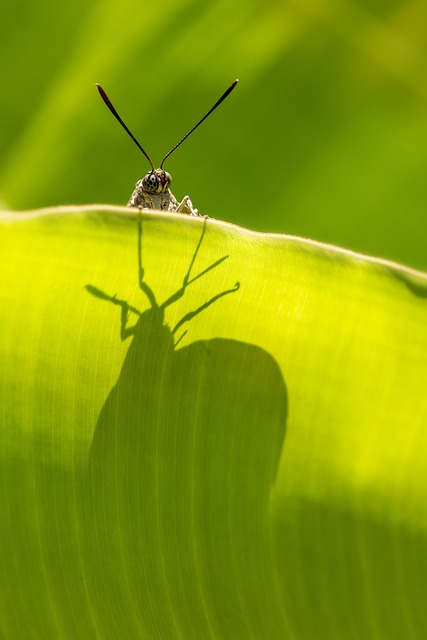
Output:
[164, 171, 172, 186]
[142, 172, 159, 193]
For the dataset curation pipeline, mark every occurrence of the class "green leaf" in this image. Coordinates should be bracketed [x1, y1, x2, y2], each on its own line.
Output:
[1, 206, 427, 639]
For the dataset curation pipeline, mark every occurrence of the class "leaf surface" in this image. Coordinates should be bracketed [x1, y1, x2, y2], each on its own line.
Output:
[1, 206, 426, 639]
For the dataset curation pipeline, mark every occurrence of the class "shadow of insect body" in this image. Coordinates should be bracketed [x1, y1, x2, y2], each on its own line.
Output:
[86, 217, 240, 472]
[83, 217, 288, 639]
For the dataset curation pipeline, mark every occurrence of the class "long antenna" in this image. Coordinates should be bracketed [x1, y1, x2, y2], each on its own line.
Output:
[96, 83, 155, 171]
[160, 79, 238, 168]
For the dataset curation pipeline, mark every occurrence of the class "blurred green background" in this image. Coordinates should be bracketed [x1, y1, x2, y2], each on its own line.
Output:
[1, 0, 426, 271]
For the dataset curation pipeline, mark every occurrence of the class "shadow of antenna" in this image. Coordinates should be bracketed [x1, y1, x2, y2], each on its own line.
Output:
[86, 214, 240, 346]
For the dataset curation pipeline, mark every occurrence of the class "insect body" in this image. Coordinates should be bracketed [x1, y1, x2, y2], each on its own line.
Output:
[127, 168, 193, 213]
[96, 80, 238, 215]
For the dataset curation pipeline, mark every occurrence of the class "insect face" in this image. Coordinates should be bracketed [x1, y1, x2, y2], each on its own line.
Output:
[142, 169, 172, 194]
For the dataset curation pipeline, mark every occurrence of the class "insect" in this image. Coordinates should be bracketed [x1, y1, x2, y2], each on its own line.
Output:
[96, 79, 238, 215]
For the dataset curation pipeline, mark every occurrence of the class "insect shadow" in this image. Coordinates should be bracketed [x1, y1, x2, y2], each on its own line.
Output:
[86, 217, 239, 352]
[83, 216, 288, 639]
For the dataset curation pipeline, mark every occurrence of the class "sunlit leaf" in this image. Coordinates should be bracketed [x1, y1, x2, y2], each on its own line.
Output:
[1, 206, 427, 638]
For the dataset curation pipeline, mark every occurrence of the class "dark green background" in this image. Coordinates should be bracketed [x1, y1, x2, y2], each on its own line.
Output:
[1, 0, 426, 271]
